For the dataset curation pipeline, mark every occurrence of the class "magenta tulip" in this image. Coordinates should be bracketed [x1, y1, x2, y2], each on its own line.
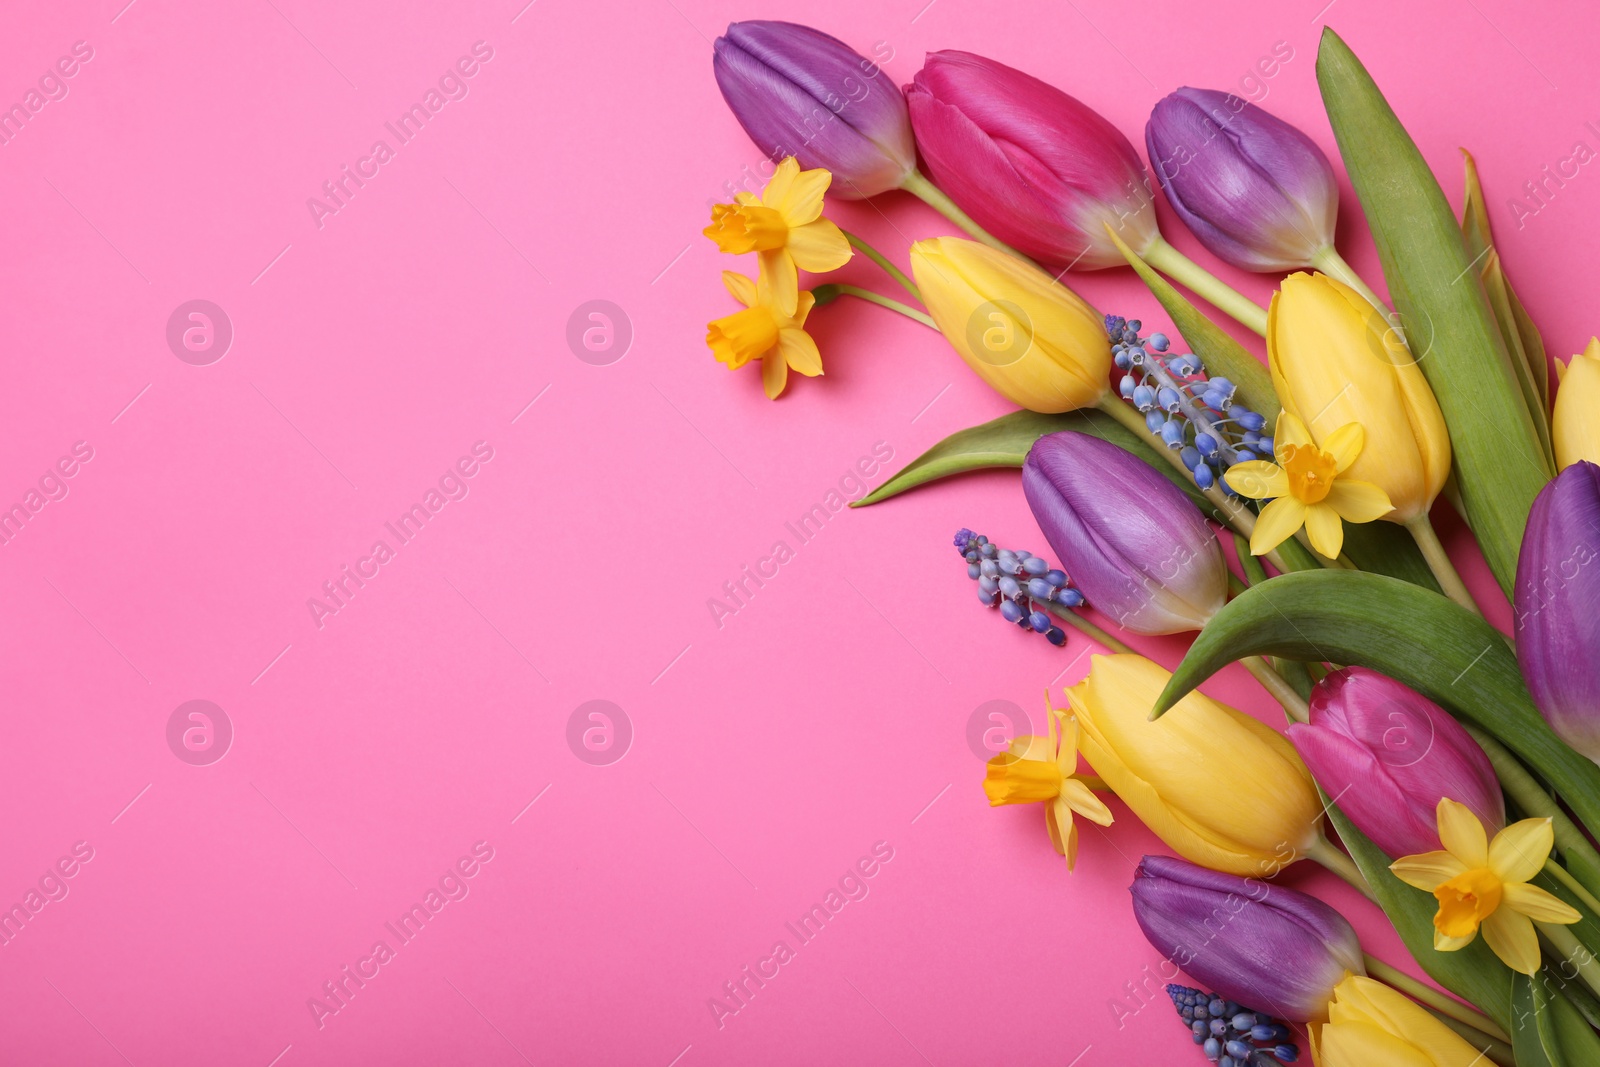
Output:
[904, 50, 1157, 270]
[1287, 667, 1505, 858]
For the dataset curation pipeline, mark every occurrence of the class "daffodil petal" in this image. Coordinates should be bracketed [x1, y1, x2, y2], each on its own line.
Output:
[1325, 479, 1395, 523]
[734, 191, 760, 206]
[760, 157, 800, 211]
[786, 219, 852, 273]
[1225, 461, 1289, 500]
[760, 250, 799, 318]
[1502, 882, 1582, 924]
[1323, 422, 1366, 473]
[1251, 496, 1307, 556]
[1046, 798, 1068, 856]
[1480, 908, 1541, 974]
[793, 290, 816, 327]
[1437, 799, 1490, 869]
[1055, 714, 1079, 772]
[777, 328, 823, 377]
[1275, 410, 1312, 450]
[1304, 503, 1345, 559]
[761, 352, 788, 399]
[1059, 778, 1114, 827]
[771, 166, 832, 227]
[722, 270, 757, 307]
[1064, 816, 1080, 870]
[1432, 929, 1478, 953]
[1390, 850, 1468, 892]
[1013, 734, 1053, 762]
[1488, 818, 1554, 884]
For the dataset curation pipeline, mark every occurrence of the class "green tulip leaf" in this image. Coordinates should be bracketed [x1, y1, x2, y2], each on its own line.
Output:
[1317, 30, 1553, 597]
[1152, 570, 1600, 836]
[1510, 969, 1600, 1067]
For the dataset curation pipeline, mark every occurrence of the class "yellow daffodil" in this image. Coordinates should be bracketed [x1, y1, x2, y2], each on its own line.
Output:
[703, 157, 852, 316]
[1226, 411, 1393, 559]
[705, 270, 821, 400]
[1390, 798, 1580, 974]
[982, 693, 1113, 870]
[1554, 337, 1600, 469]
[1312, 974, 1489, 1067]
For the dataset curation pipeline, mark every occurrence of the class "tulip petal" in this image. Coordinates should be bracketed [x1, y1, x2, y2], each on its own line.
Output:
[1437, 799, 1489, 869]
[1251, 496, 1306, 556]
[1325, 479, 1394, 523]
[1389, 850, 1467, 892]
[760, 351, 788, 399]
[1059, 777, 1114, 826]
[1502, 881, 1581, 924]
[760, 249, 799, 317]
[786, 219, 852, 273]
[777, 328, 822, 377]
[1275, 410, 1313, 450]
[1304, 503, 1345, 559]
[1226, 461, 1289, 500]
[1480, 907, 1541, 974]
[770, 165, 832, 227]
[1322, 422, 1366, 473]
[722, 270, 757, 307]
[1319, 1020, 1437, 1067]
[1487, 818, 1554, 884]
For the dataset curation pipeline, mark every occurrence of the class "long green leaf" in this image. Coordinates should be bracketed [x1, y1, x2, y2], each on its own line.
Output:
[1152, 570, 1600, 834]
[1317, 29, 1552, 597]
[1510, 969, 1600, 1066]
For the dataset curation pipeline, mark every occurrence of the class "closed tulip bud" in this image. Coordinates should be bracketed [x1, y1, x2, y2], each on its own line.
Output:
[1131, 855, 1364, 1023]
[1315, 975, 1488, 1066]
[713, 22, 916, 199]
[1268, 272, 1451, 522]
[1023, 431, 1227, 635]
[1145, 89, 1338, 272]
[1068, 654, 1323, 876]
[1515, 461, 1600, 762]
[1554, 338, 1600, 470]
[910, 237, 1110, 413]
[1287, 668, 1504, 857]
[904, 51, 1157, 271]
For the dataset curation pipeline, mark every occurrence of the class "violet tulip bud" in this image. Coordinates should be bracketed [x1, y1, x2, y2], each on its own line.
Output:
[1130, 855, 1364, 1023]
[713, 22, 916, 198]
[905, 50, 1157, 271]
[1022, 432, 1227, 635]
[1145, 89, 1338, 272]
[1515, 461, 1600, 762]
[1287, 668, 1505, 857]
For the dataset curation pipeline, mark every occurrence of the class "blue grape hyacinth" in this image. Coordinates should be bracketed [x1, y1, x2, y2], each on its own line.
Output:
[954, 529, 1083, 646]
[1166, 985, 1299, 1066]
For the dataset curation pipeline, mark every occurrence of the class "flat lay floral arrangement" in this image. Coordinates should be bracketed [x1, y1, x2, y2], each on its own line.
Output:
[701, 19, 1600, 1067]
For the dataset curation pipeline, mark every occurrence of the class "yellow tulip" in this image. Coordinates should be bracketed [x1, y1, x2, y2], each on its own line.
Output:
[1313, 975, 1489, 1067]
[1067, 654, 1323, 877]
[1267, 272, 1450, 522]
[909, 237, 1110, 414]
[1554, 337, 1600, 469]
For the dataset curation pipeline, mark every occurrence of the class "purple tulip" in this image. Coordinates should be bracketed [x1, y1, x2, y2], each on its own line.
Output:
[904, 51, 1157, 271]
[1131, 855, 1363, 1023]
[713, 21, 916, 198]
[1144, 89, 1338, 272]
[1287, 668, 1505, 857]
[1515, 460, 1600, 763]
[1022, 431, 1226, 635]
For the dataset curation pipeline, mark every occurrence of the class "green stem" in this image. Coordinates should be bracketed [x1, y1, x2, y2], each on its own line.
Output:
[1311, 245, 1392, 320]
[901, 170, 1033, 263]
[841, 229, 922, 303]
[1043, 602, 1136, 655]
[1548, 859, 1600, 919]
[1304, 832, 1378, 903]
[815, 284, 936, 329]
[1428, 1014, 1517, 1067]
[1078, 773, 1110, 792]
[1232, 532, 1269, 586]
[1404, 514, 1482, 615]
[1141, 235, 1268, 337]
[1362, 953, 1511, 1042]
[1540, 923, 1600, 1001]
[1240, 655, 1311, 723]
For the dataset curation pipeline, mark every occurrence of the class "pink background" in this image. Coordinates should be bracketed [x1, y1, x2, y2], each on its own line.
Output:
[0, 0, 1593, 1063]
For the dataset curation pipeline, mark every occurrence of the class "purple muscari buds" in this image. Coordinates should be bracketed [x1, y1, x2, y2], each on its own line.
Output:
[1022, 432, 1227, 635]
[904, 50, 1157, 271]
[1145, 89, 1338, 272]
[1515, 461, 1600, 763]
[1287, 667, 1505, 858]
[713, 21, 917, 198]
[1165, 985, 1299, 1063]
[1132, 856, 1363, 1024]
[954, 529, 1079, 646]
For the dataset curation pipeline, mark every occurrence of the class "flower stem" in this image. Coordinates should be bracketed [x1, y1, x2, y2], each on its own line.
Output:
[1141, 235, 1268, 337]
[1540, 923, 1600, 1001]
[1311, 245, 1392, 320]
[813, 283, 937, 329]
[840, 229, 922, 303]
[1304, 833, 1378, 903]
[1043, 602, 1135, 654]
[1078, 773, 1110, 792]
[1240, 655, 1311, 724]
[1403, 513, 1483, 615]
[1548, 858, 1600, 918]
[901, 170, 1033, 263]
[1362, 953, 1511, 1042]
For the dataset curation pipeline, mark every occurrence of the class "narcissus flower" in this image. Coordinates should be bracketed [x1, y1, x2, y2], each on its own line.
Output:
[1226, 411, 1393, 559]
[1554, 337, 1600, 469]
[706, 271, 821, 399]
[1314, 974, 1489, 1067]
[703, 156, 852, 315]
[982, 693, 1113, 870]
[1390, 799, 1579, 974]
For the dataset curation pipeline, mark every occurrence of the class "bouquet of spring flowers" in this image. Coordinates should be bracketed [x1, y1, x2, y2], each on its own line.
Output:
[700, 19, 1600, 1067]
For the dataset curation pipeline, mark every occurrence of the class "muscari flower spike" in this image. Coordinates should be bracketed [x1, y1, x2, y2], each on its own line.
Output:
[1166, 985, 1300, 1066]
[1105, 315, 1272, 494]
[953, 529, 1083, 646]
